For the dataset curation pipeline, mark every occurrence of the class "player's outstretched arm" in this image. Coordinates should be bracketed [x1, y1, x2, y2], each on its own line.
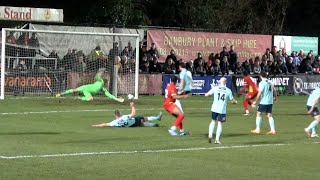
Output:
[205, 89, 215, 97]
[273, 86, 278, 102]
[129, 101, 136, 117]
[102, 87, 124, 102]
[172, 94, 188, 99]
[92, 123, 111, 127]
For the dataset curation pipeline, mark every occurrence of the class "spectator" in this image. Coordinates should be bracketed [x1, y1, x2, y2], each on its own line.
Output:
[242, 59, 250, 74]
[286, 57, 298, 74]
[195, 58, 206, 76]
[5, 31, 17, 59]
[139, 60, 149, 73]
[291, 51, 300, 66]
[114, 56, 122, 74]
[313, 63, 320, 74]
[16, 32, 30, 68]
[48, 50, 60, 69]
[186, 60, 195, 75]
[234, 62, 244, 75]
[220, 56, 229, 75]
[163, 58, 176, 74]
[260, 59, 269, 73]
[228, 45, 238, 72]
[213, 59, 221, 76]
[219, 46, 230, 63]
[270, 61, 281, 75]
[126, 41, 135, 59]
[249, 58, 254, 72]
[149, 56, 162, 73]
[271, 46, 279, 61]
[87, 45, 107, 71]
[121, 55, 131, 74]
[166, 49, 178, 73]
[298, 50, 305, 62]
[204, 61, 214, 75]
[194, 52, 204, 71]
[278, 59, 288, 74]
[253, 57, 261, 74]
[299, 53, 313, 73]
[28, 33, 40, 57]
[129, 58, 136, 73]
[62, 49, 75, 71]
[262, 48, 274, 62]
[309, 50, 315, 63]
[208, 53, 215, 65]
[15, 60, 27, 71]
[147, 42, 159, 58]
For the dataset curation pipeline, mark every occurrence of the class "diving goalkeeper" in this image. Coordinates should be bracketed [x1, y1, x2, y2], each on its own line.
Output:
[55, 71, 124, 102]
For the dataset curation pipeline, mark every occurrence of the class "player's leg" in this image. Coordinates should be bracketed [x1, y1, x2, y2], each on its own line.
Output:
[208, 112, 217, 143]
[305, 107, 320, 137]
[143, 112, 163, 122]
[165, 104, 184, 136]
[77, 91, 93, 101]
[56, 88, 79, 97]
[215, 114, 226, 144]
[251, 105, 264, 134]
[243, 94, 251, 115]
[175, 100, 184, 113]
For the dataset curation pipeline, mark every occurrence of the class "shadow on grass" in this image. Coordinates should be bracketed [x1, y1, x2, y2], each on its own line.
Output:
[242, 141, 285, 145]
[202, 133, 249, 138]
[0, 132, 62, 135]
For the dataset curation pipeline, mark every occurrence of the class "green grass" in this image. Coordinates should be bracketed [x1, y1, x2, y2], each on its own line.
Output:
[0, 95, 319, 180]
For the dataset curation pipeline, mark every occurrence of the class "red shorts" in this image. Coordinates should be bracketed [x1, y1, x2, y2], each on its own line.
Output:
[246, 92, 258, 99]
[164, 103, 177, 114]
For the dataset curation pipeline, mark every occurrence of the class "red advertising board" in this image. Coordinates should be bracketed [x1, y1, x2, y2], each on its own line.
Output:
[147, 29, 272, 62]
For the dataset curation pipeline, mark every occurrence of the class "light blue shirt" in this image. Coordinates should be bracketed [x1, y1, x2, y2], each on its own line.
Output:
[207, 85, 233, 114]
[258, 79, 274, 105]
[109, 115, 135, 127]
[179, 69, 193, 92]
[307, 88, 320, 106]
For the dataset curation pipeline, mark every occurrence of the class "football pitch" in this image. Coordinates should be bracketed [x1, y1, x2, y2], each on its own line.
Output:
[0, 95, 319, 180]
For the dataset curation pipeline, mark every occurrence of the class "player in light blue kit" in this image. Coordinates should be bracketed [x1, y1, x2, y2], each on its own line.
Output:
[251, 71, 278, 135]
[205, 77, 237, 144]
[304, 88, 320, 138]
[176, 62, 193, 112]
[92, 101, 162, 127]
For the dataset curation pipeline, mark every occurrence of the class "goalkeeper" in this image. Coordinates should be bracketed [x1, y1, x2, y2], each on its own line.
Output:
[55, 71, 124, 102]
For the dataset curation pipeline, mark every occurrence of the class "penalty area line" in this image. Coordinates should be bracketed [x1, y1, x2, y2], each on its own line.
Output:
[0, 143, 288, 160]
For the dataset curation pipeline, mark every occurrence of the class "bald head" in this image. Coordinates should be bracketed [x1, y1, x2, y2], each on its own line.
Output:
[219, 77, 227, 86]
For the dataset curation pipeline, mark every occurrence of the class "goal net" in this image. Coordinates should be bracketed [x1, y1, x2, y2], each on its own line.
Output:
[0, 28, 140, 100]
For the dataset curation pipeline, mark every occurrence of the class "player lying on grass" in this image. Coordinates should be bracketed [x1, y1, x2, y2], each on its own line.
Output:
[205, 77, 237, 144]
[55, 71, 124, 102]
[92, 101, 162, 127]
[304, 88, 320, 138]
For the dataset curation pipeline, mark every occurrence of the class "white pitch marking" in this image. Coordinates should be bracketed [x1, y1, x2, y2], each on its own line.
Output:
[0, 144, 288, 160]
[0, 108, 208, 115]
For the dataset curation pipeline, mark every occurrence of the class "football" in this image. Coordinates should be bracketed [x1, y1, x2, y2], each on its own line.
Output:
[127, 94, 134, 100]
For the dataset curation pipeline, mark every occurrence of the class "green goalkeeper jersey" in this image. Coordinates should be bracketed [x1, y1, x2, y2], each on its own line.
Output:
[78, 73, 105, 94]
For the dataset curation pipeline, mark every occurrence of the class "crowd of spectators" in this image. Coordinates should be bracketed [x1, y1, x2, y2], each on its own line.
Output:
[3, 32, 320, 76]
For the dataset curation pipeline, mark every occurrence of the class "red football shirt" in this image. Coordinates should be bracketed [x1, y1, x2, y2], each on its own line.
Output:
[163, 82, 177, 107]
[242, 75, 258, 93]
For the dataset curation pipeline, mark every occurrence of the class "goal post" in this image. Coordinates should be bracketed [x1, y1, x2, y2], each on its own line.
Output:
[0, 28, 140, 100]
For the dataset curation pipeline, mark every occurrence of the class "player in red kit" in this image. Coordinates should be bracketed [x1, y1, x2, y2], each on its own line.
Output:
[240, 71, 258, 115]
[164, 75, 190, 136]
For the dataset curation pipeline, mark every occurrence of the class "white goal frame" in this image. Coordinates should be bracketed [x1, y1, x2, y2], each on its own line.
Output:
[0, 28, 140, 100]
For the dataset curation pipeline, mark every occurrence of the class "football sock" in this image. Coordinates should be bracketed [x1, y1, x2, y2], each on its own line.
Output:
[178, 123, 184, 131]
[215, 122, 222, 141]
[147, 116, 160, 121]
[170, 126, 177, 130]
[312, 124, 318, 134]
[62, 89, 74, 95]
[307, 120, 319, 131]
[256, 117, 262, 131]
[268, 117, 276, 131]
[173, 114, 184, 127]
[243, 100, 249, 111]
[81, 96, 91, 101]
[144, 122, 156, 127]
[208, 121, 215, 138]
